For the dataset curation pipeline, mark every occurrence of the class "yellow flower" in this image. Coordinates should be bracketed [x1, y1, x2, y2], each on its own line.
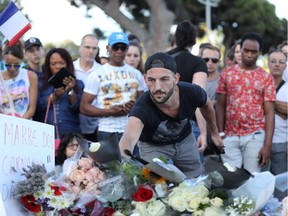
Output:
[142, 167, 166, 184]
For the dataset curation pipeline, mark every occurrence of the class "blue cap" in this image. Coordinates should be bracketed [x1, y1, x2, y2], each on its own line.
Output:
[108, 32, 129, 46]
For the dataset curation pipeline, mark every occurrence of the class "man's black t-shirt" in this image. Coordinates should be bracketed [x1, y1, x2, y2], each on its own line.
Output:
[167, 47, 208, 82]
[129, 82, 207, 145]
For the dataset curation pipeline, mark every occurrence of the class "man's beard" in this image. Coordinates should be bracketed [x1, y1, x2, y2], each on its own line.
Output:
[150, 87, 174, 104]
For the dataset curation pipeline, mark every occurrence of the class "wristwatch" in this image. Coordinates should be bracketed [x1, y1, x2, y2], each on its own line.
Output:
[68, 89, 74, 96]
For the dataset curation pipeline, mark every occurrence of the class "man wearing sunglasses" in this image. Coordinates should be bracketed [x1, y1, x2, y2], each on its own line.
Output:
[80, 32, 145, 155]
[200, 44, 221, 107]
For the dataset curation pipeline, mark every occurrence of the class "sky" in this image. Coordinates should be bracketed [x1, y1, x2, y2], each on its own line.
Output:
[20, 0, 287, 56]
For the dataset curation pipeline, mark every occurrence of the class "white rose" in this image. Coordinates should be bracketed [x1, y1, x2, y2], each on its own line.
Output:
[202, 197, 210, 204]
[168, 194, 187, 212]
[194, 210, 204, 216]
[194, 183, 209, 197]
[187, 196, 203, 212]
[112, 211, 125, 216]
[204, 206, 226, 216]
[146, 199, 166, 216]
[210, 197, 224, 207]
[89, 142, 101, 152]
[132, 201, 149, 216]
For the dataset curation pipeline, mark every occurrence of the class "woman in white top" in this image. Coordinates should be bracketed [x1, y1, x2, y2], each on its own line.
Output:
[0, 40, 38, 119]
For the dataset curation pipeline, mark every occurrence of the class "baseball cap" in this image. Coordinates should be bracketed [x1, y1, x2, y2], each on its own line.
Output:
[144, 52, 177, 73]
[24, 37, 42, 50]
[108, 32, 129, 46]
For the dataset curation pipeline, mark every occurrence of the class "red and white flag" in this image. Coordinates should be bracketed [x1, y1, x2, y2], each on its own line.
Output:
[0, 1, 31, 46]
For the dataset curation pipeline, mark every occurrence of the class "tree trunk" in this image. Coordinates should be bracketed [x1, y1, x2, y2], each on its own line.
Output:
[91, 0, 175, 56]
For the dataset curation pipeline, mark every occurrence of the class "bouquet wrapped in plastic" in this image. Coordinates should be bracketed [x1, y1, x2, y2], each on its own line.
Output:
[14, 163, 75, 215]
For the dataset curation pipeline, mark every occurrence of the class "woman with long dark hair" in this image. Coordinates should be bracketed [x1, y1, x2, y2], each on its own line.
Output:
[38, 48, 84, 136]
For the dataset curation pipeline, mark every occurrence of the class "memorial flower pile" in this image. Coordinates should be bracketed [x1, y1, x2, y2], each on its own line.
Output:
[13, 143, 283, 216]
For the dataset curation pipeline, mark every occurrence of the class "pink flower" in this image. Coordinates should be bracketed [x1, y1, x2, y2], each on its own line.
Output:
[78, 157, 93, 171]
[71, 186, 81, 194]
[69, 169, 85, 183]
[94, 172, 106, 183]
[85, 167, 101, 182]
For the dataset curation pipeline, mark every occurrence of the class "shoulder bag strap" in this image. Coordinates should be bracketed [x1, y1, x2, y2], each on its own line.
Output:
[53, 102, 60, 139]
[44, 97, 60, 139]
[44, 96, 51, 123]
[276, 80, 285, 93]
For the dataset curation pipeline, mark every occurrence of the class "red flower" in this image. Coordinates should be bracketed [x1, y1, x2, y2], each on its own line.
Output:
[24, 201, 41, 213]
[50, 185, 62, 196]
[102, 207, 116, 216]
[132, 185, 154, 202]
[21, 195, 36, 204]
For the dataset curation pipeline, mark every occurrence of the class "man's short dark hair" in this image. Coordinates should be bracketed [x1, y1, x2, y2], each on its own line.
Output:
[240, 32, 264, 51]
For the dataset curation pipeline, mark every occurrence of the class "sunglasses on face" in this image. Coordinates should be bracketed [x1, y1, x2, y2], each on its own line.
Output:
[111, 44, 128, 52]
[5, 63, 21, 69]
[203, 58, 219, 64]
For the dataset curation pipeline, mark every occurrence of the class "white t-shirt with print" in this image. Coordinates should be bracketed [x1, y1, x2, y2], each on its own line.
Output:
[0, 68, 30, 116]
[84, 63, 145, 133]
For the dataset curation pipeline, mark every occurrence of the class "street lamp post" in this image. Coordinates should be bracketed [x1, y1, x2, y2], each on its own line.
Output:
[198, 0, 220, 42]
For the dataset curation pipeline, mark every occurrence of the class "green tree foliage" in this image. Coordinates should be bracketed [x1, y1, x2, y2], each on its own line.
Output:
[69, 0, 286, 55]
[171, 0, 287, 53]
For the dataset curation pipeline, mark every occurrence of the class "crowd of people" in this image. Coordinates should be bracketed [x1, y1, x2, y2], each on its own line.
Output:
[0, 20, 287, 201]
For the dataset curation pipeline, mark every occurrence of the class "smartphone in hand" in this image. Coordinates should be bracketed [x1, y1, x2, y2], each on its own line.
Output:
[48, 68, 75, 88]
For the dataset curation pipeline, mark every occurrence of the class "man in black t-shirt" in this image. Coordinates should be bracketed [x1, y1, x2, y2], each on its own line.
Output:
[167, 20, 208, 158]
[119, 52, 223, 178]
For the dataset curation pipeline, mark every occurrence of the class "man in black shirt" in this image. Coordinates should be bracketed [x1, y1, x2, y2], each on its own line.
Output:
[119, 52, 223, 178]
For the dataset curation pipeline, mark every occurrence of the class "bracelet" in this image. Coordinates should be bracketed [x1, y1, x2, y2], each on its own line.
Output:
[219, 132, 225, 137]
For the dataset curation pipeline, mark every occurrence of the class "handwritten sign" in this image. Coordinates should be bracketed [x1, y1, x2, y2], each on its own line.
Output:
[0, 114, 55, 215]
[0, 193, 7, 216]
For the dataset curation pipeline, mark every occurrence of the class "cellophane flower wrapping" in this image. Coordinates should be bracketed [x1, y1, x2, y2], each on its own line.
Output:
[14, 163, 75, 215]
[53, 146, 107, 213]
[231, 171, 275, 214]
